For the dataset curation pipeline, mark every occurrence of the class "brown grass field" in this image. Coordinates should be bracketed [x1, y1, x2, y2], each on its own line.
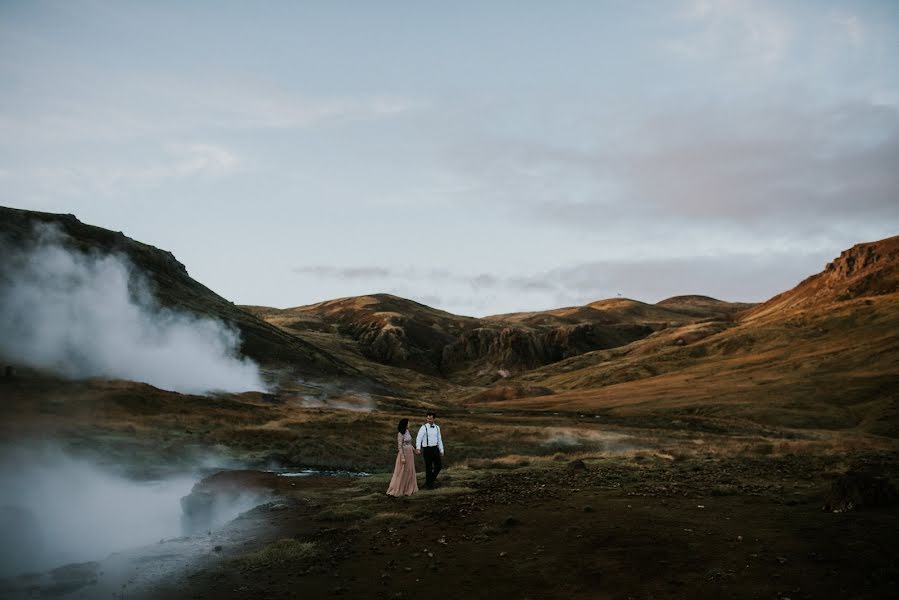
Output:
[2, 360, 898, 599]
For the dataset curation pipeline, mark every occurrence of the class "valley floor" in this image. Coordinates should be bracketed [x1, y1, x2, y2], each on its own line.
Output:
[159, 453, 898, 600]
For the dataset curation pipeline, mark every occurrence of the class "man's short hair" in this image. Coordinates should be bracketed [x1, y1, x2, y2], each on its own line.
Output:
[426, 411, 436, 417]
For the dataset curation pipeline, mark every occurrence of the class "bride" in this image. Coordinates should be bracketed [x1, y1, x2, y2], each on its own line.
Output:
[386, 418, 419, 496]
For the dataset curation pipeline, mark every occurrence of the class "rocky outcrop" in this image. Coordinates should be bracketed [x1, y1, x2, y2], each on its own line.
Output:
[744, 235, 899, 322]
[335, 314, 456, 374]
[443, 327, 543, 372]
[441, 322, 653, 377]
[823, 237, 899, 298]
[312, 314, 652, 380]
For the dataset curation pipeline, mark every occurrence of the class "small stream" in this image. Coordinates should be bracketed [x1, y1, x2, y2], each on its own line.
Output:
[272, 467, 371, 478]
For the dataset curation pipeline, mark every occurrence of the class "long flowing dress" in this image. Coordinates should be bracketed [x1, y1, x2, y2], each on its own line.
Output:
[386, 430, 418, 496]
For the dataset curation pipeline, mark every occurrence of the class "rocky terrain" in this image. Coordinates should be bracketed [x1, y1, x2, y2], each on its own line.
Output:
[133, 452, 899, 599]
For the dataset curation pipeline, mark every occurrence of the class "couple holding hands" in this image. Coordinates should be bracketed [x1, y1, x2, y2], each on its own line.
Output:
[386, 411, 444, 496]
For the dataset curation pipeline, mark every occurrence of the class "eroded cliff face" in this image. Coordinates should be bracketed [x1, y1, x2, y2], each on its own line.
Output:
[822, 237, 899, 298]
[441, 322, 653, 377]
[288, 300, 655, 383]
[336, 314, 455, 375]
[254, 291, 747, 384]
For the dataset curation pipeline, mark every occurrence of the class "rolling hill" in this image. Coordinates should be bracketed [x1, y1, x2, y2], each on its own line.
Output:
[3, 206, 896, 439]
[243, 293, 753, 387]
[479, 235, 899, 437]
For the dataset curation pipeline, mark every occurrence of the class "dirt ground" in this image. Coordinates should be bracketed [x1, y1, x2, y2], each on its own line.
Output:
[3, 374, 898, 599]
[155, 453, 898, 600]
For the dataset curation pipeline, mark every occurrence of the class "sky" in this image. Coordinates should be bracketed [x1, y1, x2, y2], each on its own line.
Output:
[1, 0, 897, 317]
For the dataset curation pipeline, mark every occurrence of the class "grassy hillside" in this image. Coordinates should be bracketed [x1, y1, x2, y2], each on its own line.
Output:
[476, 237, 899, 437]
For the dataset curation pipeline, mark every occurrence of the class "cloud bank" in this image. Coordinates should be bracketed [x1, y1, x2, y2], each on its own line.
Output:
[0, 225, 266, 394]
[290, 248, 832, 315]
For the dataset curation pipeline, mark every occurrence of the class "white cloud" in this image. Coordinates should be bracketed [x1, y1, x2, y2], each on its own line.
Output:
[441, 100, 899, 246]
[830, 11, 864, 48]
[1, 142, 240, 199]
[541, 251, 833, 305]
[168, 143, 239, 176]
[669, 0, 792, 66]
[1, 67, 420, 146]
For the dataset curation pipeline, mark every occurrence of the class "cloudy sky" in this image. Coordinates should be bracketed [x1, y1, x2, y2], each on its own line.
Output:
[2, 1, 897, 316]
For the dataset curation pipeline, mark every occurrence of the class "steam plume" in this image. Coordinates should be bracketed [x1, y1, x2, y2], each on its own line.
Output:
[0, 224, 266, 393]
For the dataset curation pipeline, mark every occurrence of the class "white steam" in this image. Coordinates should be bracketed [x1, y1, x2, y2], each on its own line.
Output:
[0, 446, 269, 579]
[0, 447, 195, 577]
[0, 225, 266, 394]
[541, 427, 635, 453]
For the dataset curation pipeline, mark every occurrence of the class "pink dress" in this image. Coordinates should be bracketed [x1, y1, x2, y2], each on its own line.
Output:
[386, 431, 418, 496]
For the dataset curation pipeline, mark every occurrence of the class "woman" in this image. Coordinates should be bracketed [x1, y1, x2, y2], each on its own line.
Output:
[386, 418, 419, 497]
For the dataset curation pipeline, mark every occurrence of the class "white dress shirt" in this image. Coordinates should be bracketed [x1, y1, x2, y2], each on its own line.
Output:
[416, 423, 444, 453]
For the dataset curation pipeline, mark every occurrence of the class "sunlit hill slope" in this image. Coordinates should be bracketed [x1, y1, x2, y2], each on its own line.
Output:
[488, 237, 899, 437]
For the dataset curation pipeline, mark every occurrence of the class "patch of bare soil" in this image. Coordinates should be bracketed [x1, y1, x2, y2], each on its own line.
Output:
[159, 454, 899, 600]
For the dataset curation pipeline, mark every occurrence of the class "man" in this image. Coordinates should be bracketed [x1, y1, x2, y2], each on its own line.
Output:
[415, 411, 444, 488]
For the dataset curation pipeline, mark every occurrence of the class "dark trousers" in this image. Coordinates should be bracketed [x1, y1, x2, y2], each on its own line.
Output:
[422, 446, 442, 487]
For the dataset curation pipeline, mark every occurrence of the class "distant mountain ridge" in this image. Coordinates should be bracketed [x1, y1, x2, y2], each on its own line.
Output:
[244, 292, 753, 386]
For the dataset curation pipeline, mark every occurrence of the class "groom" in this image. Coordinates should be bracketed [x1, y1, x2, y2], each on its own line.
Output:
[415, 411, 444, 488]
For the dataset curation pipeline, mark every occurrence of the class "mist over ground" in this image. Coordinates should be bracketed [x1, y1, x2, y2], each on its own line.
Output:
[0, 445, 273, 579]
[0, 445, 196, 577]
[0, 224, 266, 394]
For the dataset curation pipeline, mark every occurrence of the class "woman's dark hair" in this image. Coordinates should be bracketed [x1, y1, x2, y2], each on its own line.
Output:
[397, 418, 409, 434]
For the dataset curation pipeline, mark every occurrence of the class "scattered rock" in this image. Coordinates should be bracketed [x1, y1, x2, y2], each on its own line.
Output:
[501, 516, 521, 528]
